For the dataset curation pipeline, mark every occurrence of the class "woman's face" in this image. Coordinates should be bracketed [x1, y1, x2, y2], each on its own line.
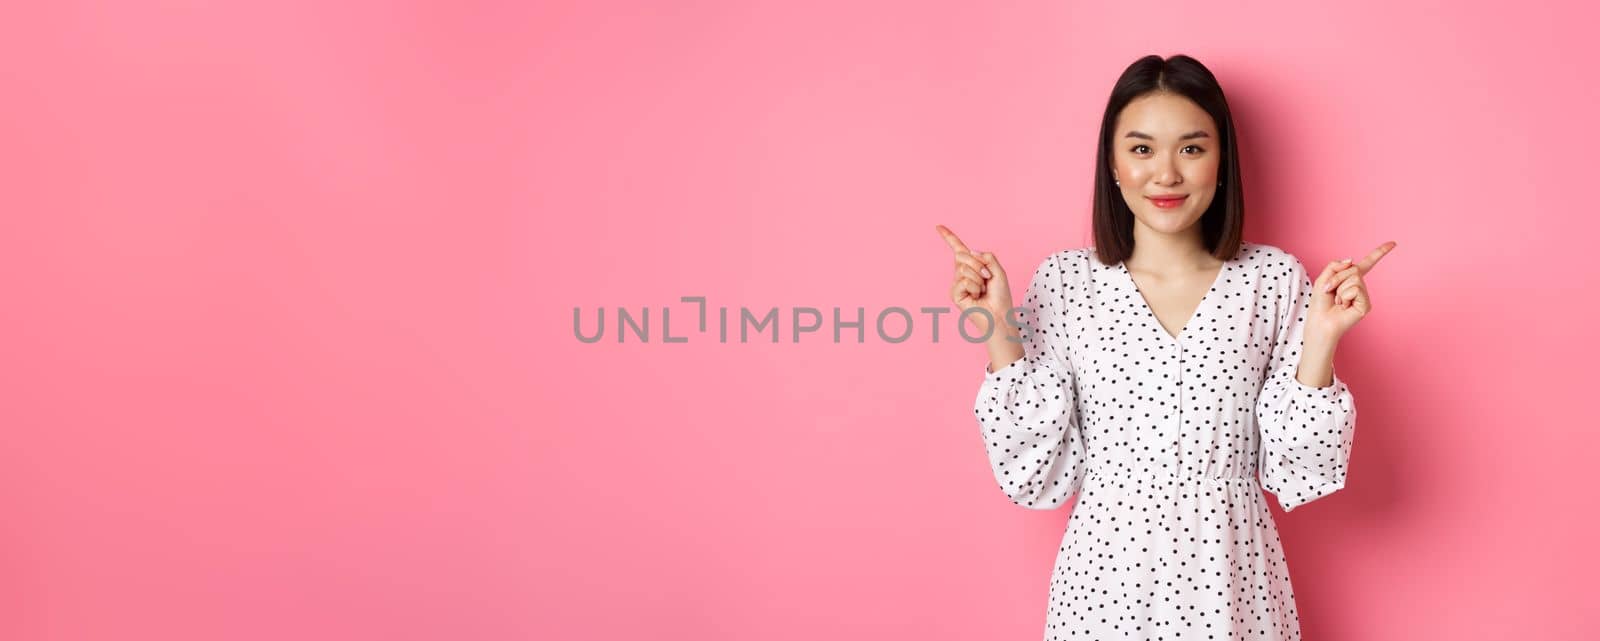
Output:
[1111, 92, 1222, 236]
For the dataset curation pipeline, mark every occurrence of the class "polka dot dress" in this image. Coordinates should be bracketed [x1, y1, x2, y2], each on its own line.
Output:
[974, 241, 1356, 640]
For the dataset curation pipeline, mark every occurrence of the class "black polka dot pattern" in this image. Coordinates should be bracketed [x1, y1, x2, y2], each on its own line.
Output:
[974, 241, 1356, 640]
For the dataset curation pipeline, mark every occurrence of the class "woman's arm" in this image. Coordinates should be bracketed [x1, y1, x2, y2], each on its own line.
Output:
[1255, 256, 1358, 512]
[972, 253, 1085, 510]
[1296, 339, 1336, 389]
[984, 317, 1024, 373]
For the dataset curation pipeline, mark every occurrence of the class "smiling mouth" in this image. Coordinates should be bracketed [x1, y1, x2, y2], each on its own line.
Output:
[1145, 195, 1188, 209]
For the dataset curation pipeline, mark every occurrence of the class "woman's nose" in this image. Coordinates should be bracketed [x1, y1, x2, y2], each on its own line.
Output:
[1154, 156, 1182, 186]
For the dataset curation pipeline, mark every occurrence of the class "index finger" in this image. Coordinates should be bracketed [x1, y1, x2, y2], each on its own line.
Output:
[935, 224, 973, 255]
[1355, 241, 1397, 273]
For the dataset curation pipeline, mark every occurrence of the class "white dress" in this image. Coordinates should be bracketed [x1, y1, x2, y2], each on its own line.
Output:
[974, 241, 1356, 640]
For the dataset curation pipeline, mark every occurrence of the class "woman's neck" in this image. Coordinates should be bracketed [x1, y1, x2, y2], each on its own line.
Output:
[1125, 221, 1217, 274]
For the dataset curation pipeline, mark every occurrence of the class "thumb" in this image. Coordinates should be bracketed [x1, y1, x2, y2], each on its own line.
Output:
[979, 252, 1005, 279]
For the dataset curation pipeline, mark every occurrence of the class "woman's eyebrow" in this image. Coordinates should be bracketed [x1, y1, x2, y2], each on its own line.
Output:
[1123, 130, 1213, 140]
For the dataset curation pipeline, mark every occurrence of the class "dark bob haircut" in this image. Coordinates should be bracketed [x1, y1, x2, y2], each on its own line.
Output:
[1091, 54, 1244, 266]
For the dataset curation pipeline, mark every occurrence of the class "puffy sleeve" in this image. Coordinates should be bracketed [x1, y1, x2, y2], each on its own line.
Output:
[1255, 256, 1358, 512]
[973, 252, 1085, 510]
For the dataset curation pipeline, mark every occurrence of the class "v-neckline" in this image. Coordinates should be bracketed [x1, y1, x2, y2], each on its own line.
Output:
[1118, 254, 1232, 343]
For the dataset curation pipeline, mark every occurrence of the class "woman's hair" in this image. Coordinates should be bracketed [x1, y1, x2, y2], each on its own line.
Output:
[1091, 54, 1244, 266]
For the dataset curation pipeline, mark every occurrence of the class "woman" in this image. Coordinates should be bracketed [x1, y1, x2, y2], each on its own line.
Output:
[936, 54, 1394, 639]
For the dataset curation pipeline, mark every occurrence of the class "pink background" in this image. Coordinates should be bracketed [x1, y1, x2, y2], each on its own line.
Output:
[4, 2, 1597, 639]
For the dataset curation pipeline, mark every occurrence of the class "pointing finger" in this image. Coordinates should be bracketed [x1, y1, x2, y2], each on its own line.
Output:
[935, 224, 973, 255]
[1355, 241, 1397, 274]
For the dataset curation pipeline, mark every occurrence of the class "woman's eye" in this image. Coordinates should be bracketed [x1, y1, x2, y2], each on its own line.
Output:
[1131, 145, 1151, 154]
[1182, 145, 1206, 154]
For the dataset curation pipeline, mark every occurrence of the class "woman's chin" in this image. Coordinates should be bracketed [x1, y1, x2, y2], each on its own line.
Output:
[1135, 211, 1200, 234]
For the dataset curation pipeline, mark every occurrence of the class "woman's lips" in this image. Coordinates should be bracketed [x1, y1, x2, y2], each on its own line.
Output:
[1145, 194, 1188, 209]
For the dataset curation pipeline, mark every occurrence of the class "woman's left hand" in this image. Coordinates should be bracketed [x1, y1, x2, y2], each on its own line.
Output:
[1307, 241, 1397, 343]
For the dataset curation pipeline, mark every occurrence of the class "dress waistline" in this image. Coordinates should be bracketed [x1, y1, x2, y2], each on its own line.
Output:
[1084, 468, 1260, 484]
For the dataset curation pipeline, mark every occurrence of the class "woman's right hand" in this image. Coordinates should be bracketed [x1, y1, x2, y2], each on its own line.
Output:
[935, 224, 1015, 341]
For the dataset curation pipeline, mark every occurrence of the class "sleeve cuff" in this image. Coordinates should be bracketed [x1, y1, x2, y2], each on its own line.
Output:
[984, 358, 1026, 378]
[1287, 368, 1347, 402]
[1276, 478, 1347, 513]
[975, 357, 1073, 436]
